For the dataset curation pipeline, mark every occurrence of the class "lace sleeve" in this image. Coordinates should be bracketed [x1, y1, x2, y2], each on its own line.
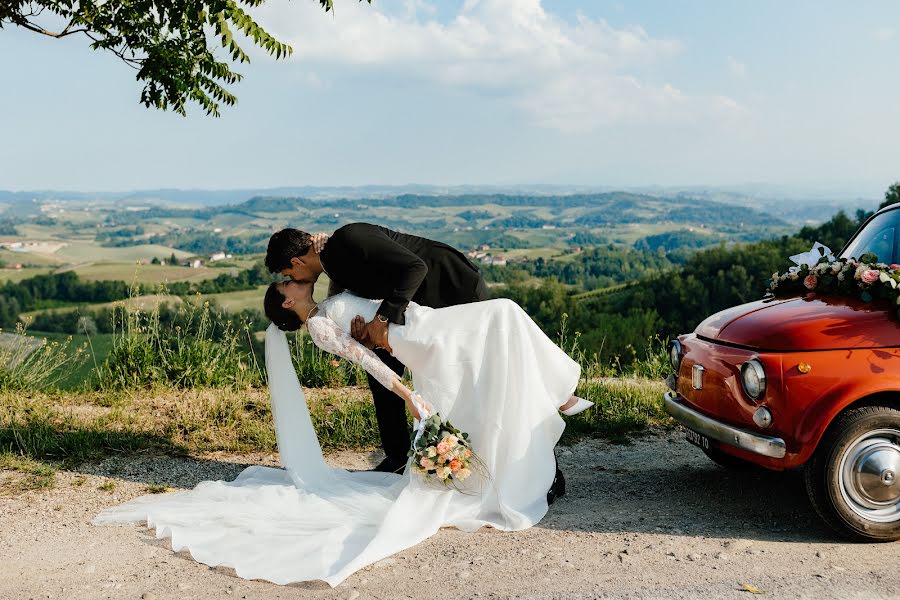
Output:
[306, 315, 399, 390]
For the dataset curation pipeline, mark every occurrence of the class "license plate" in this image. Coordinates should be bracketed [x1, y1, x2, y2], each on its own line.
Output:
[685, 428, 710, 450]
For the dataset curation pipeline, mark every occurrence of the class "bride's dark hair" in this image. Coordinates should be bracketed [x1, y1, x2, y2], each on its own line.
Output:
[264, 283, 304, 331]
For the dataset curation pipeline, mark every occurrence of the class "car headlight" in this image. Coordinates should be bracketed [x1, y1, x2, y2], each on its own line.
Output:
[741, 360, 767, 402]
[669, 340, 683, 372]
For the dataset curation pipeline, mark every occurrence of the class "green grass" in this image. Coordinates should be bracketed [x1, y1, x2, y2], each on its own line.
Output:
[0, 387, 376, 492]
[0, 249, 66, 268]
[0, 289, 674, 495]
[28, 331, 115, 390]
[0, 375, 672, 494]
[203, 285, 270, 312]
[71, 262, 236, 284]
[20, 293, 184, 320]
[0, 327, 91, 391]
[0, 267, 54, 282]
[54, 242, 192, 264]
[563, 378, 672, 444]
[0, 453, 56, 494]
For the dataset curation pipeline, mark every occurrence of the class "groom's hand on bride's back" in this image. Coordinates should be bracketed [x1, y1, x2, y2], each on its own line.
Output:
[352, 315, 392, 353]
[351, 315, 376, 349]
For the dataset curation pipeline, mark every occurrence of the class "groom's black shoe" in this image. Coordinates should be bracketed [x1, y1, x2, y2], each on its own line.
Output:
[372, 455, 408, 474]
[547, 467, 566, 505]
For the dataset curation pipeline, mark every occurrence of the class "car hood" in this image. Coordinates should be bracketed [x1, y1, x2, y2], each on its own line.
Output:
[695, 295, 900, 350]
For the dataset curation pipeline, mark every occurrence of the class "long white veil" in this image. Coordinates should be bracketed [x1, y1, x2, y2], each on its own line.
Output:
[264, 323, 329, 480]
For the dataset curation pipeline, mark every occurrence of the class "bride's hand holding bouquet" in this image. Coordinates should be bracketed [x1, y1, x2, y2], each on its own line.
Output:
[408, 393, 482, 486]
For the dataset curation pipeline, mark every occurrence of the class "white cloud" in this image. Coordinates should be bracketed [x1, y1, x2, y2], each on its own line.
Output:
[874, 27, 895, 43]
[727, 55, 746, 78]
[256, 0, 743, 131]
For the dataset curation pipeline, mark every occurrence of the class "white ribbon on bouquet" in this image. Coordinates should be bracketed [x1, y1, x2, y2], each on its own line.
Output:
[409, 392, 433, 448]
[788, 241, 834, 273]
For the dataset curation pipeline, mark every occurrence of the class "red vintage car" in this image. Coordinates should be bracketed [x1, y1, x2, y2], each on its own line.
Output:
[665, 204, 900, 541]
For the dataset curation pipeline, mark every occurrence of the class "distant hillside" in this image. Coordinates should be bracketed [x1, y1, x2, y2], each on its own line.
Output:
[0, 184, 879, 224]
[69, 191, 794, 257]
[233, 192, 787, 229]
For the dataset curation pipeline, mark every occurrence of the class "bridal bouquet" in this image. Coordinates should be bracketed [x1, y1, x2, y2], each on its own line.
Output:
[409, 413, 477, 484]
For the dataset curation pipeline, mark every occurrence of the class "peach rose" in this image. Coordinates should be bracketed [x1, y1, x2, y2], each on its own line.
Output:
[449, 458, 462, 472]
[465, 448, 472, 458]
[803, 274, 817, 290]
[862, 269, 881, 284]
[456, 468, 472, 481]
[420, 457, 434, 470]
[436, 441, 451, 455]
[446, 435, 459, 447]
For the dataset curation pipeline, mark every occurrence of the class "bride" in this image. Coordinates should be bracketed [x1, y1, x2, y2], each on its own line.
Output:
[94, 281, 593, 586]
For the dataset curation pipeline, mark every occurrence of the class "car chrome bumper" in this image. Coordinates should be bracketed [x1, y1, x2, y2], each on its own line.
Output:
[663, 392, 787, 459]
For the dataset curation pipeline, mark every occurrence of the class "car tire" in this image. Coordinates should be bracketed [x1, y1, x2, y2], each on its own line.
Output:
[702, 446, 759, 471]
[805, 405, 900, 542]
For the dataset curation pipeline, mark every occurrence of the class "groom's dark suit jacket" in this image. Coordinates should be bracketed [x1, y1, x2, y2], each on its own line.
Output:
[319, 223, 488, 325]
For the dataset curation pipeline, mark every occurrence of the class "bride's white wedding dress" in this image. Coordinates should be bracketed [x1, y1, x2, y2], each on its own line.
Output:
[94, 293, 581, 586]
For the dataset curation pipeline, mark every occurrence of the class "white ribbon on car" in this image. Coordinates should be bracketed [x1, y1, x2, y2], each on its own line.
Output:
[409, 392, 432, 448]
[788, 242, 834, 273]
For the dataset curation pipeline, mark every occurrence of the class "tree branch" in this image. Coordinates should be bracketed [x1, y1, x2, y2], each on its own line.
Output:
[18, 18, 88, 38]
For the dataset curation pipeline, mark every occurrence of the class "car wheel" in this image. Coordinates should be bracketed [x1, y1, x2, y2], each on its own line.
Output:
[805, 405, 900, 542]
[703, 446, 759, 471]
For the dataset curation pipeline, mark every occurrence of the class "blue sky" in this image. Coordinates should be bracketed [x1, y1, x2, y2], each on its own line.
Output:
[1, 0, 899, 193]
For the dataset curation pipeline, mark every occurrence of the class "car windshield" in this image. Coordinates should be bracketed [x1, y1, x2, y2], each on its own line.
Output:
[841, 208, 900, 264]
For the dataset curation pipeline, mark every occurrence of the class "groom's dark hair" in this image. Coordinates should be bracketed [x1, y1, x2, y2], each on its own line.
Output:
[265, 228, 313, 273]
[264, 283, 304, 331]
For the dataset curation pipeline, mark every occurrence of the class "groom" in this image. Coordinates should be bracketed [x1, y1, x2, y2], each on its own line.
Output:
[265, 223, 566, 503]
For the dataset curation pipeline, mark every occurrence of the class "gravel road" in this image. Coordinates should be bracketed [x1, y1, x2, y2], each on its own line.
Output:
[2, 430, 899, 600]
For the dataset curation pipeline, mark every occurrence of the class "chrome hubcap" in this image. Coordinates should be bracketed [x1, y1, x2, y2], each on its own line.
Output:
[839, 429, 900, 523]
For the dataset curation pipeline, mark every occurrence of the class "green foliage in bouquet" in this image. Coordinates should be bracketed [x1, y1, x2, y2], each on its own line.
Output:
[769, 252, 900, 318]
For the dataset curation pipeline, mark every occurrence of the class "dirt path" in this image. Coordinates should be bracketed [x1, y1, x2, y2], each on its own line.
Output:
[2, 431, 899, 600]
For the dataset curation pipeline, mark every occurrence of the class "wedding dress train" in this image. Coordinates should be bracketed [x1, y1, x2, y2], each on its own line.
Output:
[94, 294, 581, 586]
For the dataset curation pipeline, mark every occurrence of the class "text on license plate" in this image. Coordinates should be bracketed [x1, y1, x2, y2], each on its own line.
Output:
[685, 428, 710, 450]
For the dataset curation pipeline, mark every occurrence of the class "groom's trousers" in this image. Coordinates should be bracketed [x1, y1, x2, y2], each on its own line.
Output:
[368, 278, 490, 461]
[368, 350, 411, 460]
